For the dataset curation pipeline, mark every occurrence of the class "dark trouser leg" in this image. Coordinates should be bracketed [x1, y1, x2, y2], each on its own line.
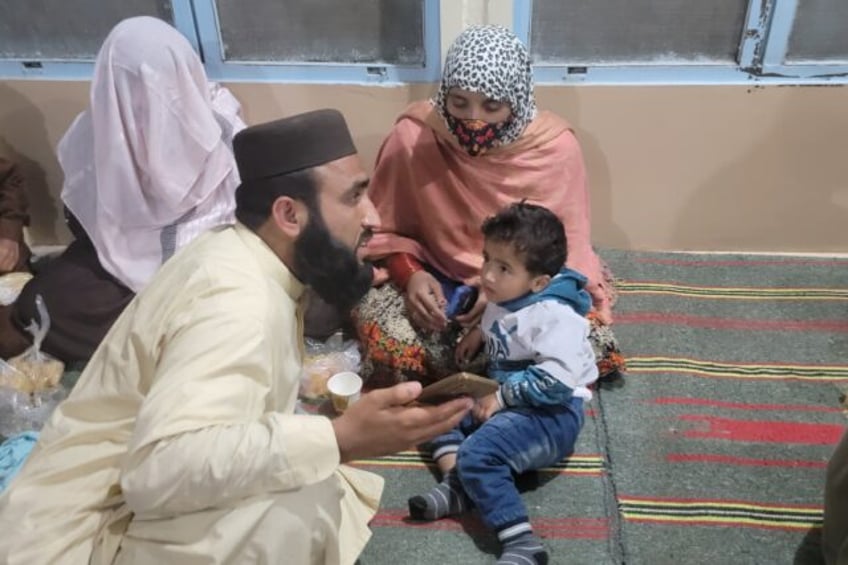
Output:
[13, 238, 133, 364]
[0, 302, 30, 359]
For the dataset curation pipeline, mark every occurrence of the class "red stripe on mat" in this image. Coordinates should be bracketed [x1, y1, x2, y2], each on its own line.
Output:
[370, 510, 609, 539]
[666, 453, 828, 469]
[651, 397, 841, 413]
[633, 257, 848, 268]
[617, 312, 848, 333]
[678, 415, 844, 445]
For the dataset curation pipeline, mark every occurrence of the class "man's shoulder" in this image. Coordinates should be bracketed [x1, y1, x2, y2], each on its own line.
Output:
[144, 227, 285, 315]
[165, 228, 252, 282]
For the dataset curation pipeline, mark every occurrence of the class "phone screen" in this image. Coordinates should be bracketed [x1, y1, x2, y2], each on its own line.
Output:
[445, 285, 478, 319]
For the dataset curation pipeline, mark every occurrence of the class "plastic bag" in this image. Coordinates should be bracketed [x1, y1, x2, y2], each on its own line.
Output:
[0, 294, 67, 436]
[0, 373, 67, 437]
[299, 332, 361, 401]
[7, 294, 64, 392]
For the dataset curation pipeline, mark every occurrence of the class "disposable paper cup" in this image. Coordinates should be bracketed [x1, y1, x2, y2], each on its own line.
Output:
[327, 371, 362, 413]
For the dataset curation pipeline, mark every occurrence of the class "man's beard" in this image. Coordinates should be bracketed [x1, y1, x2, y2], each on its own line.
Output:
[293, 211, 373, 312]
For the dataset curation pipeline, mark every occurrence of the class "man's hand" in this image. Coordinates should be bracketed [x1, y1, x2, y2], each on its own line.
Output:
[455, 326, 483, 366]
[332, 381, 472, 463]
[404, 271, 448, 332]
[472, 393, 502, 423]
[0, 238, 19, 273]
[454, 291, 487, 328]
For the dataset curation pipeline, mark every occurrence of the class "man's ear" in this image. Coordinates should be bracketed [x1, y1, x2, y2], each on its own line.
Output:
[530, 274, 551, 294]
[269, 196, 308, 239]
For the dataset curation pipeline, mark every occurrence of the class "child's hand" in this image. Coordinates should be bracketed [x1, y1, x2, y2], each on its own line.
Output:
[472, 393, 502, 423]
[455, 291, 487, 328]
[454, 327, 483, 365]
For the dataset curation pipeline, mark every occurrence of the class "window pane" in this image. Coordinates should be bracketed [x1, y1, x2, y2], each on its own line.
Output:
[786, 0, 848, 63]
[215, 0, 425, 65]
[530, 0, 748, 65]
[0, 1, 173, 60]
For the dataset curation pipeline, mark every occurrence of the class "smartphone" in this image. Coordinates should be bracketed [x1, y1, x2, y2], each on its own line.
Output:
[428, 268, 478, 320]
[417, 372, 499, 404]
[445, 285, 479, 319]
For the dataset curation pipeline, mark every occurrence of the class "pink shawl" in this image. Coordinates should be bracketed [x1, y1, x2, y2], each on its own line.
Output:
[365, 101, 611, 321]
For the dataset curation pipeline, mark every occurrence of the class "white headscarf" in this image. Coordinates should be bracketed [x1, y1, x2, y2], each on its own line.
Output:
[58, 16, 246, 292]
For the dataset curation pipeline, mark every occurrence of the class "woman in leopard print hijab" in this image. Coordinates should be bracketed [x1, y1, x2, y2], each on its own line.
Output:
[356, 25, 625, 390]
[435, 25, 536, 152]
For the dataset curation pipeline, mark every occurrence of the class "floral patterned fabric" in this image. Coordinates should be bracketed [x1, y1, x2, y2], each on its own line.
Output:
[354, 278, 626, 390]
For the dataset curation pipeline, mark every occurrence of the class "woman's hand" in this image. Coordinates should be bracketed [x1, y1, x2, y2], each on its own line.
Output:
[454, 290, 487, 328]
[405, 271, 448, 332]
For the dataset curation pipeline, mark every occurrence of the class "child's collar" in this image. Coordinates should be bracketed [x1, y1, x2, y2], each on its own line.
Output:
[495, 290, 543, 313]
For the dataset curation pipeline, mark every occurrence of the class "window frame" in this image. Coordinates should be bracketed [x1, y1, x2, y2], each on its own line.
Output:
[0, 0, 199, 80]
[514, 0, 848, 85]
[760, 0, 848, 79]
[192, 0, 441, 84]
[0, 0, 440, 84]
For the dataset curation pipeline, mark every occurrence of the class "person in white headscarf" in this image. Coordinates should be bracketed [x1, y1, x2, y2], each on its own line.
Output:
[0, 16, 245, 363]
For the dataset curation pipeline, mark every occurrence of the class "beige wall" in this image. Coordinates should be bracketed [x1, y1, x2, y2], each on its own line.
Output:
[3, 80, 846, 253]
[1, 0, 846, 252]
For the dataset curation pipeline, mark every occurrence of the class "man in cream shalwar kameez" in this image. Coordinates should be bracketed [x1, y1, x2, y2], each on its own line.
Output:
[1, 223, 380, 564]
[0, 110, 472, 564]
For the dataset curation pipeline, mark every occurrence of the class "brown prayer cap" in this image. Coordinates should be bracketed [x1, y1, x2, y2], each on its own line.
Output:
[233, 109, 357, 182]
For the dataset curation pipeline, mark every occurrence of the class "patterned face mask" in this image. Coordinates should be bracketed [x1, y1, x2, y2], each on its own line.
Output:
[445, 114, 512, 156]
[435, 25, 536, 149]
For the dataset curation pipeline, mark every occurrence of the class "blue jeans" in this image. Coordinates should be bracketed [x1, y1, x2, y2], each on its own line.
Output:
[428, 397, 584, 531]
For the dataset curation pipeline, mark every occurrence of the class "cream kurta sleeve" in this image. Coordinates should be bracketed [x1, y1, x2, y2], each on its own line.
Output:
[120, 272, 339, 519]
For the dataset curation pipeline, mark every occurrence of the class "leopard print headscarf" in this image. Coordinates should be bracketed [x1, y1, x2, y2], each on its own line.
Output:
[434, 25, 537, 146]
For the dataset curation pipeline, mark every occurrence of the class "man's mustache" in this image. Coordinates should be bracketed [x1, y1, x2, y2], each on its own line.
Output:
[357, 229, 374, 248]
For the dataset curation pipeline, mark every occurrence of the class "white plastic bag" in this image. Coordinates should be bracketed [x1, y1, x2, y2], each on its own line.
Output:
[299, 333, 361, 401]
[8, 294, 64, 392]
[0, 295, 67, 435]
[0, 367, 67, 436]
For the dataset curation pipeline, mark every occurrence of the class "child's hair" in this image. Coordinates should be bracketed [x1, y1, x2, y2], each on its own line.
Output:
[481, 201, 566, 276]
